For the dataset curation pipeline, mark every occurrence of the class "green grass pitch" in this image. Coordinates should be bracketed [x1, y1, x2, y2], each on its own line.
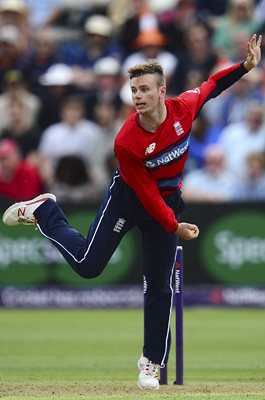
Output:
[0, 308, 264, 399]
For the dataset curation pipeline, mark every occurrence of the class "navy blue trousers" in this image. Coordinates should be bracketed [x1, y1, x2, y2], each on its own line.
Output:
[34, 170, 185, 366]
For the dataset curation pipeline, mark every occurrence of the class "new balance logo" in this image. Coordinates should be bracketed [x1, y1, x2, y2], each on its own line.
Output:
[18, 207, 26, 217]
[113, 218, 126, 233]
[145, 142, 156, 155]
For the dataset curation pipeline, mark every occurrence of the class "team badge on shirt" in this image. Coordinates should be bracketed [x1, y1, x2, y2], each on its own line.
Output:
[173, 121, 184, 136]
[145, 142, 156, 155]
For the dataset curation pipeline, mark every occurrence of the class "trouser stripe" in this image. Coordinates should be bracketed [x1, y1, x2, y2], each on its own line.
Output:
[160, 244, 178, 366]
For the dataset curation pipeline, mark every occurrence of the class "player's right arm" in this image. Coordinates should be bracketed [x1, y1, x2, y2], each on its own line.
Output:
[115, 143, 200, 240]
[177, 34, 262, 120]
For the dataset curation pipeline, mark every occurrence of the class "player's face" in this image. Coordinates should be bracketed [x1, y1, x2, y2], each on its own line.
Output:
[130, 74, 165, 115]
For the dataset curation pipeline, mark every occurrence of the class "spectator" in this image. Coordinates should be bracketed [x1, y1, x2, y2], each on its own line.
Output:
[37, 63, 74, 131]
[37, 95, 105, 187]
[0, 25, 23, 85]
[19, 27, 61, 98]
[82, 14, 124, 64]
[59, 14, 124, 90]
[218, 67, 263, 125]
[156, 0, 198, 56]
[185, 111, 223, 172]
[118, 79, 136, 121]
[84, 56, 122, 120]
[212, 0, 261, 60]
[0, 0, 31, 52]
[204, 64, 264, 126]
[169, 22, 218, 94]
[48, 154, 102, 204]
[231, 29, 256, 62]
[0, 69, 41, 133]
[115, 0, 160, 56]
[113, 0, 188, 56]
[218, 100, 265, 177]
[196, 0, 229, 29]
[25, 0, 65, 28]
[92, 101, 123, 186]
[121, 29, 177, 87]
[0, 96, 40, 157]
[231, 151, 265, 201]
[0, 138, 43, 200]
[38, 1, 101, 39]
[253, 0, 265, 26]
[182, 144, 238, 202]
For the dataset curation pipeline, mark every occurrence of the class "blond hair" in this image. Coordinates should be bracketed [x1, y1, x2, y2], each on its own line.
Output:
[128, 59, 166, 87]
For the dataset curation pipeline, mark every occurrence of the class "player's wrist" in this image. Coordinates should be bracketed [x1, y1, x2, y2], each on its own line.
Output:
[243, 59, 254, 71]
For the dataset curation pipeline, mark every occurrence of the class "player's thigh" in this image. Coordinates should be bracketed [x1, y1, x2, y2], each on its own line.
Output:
[84, 173, 136, 258]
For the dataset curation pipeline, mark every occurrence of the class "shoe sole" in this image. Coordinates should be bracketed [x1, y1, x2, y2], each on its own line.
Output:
[2, 193, 56, 226]
[138, 382, 159, 390]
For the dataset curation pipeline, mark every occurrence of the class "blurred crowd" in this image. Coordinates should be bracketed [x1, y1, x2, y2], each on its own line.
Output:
[0, 0, 265, 204]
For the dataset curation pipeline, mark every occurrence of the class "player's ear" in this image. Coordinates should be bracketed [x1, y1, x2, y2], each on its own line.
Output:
[160, 86, 166, 99]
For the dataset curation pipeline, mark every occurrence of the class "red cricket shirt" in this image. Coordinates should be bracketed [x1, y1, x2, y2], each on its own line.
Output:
[115, 62, 247, 233]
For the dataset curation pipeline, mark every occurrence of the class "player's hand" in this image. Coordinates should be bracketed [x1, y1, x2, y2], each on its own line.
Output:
[244, 34, 262, 71]
[175, 222, 199, 240]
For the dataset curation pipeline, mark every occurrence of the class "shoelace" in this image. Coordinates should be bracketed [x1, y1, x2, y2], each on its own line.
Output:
[142, 362, 158, 378]
[18, 216, 36, 225]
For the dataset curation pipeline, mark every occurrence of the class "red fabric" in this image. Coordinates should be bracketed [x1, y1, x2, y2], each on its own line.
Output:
[114, 63, 246, 233]
[0, 161, 44, 201]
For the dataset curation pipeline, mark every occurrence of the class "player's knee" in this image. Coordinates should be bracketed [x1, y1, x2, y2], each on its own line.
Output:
[75, 266, 101, 279]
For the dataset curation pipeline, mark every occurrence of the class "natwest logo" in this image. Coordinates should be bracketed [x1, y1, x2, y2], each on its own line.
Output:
[145, 139, 189, 169]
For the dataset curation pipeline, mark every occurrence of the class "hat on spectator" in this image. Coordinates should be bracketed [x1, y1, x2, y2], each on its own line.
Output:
[0, 139, 18, 157]
[84, 15, 112, 37]
[0, 0, 28, 14]
[94, 57, 121, 76]
[0, 24, 20, 44]
[120, 81, 133, 106]
[39, 64, 73, 86]
[149, 0, 179, 13]
[134, 29, 168, 49]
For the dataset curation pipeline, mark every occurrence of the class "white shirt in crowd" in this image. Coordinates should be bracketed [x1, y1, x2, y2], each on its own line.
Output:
[38, 119, 108, 186]
[218, 121, 265, 177]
